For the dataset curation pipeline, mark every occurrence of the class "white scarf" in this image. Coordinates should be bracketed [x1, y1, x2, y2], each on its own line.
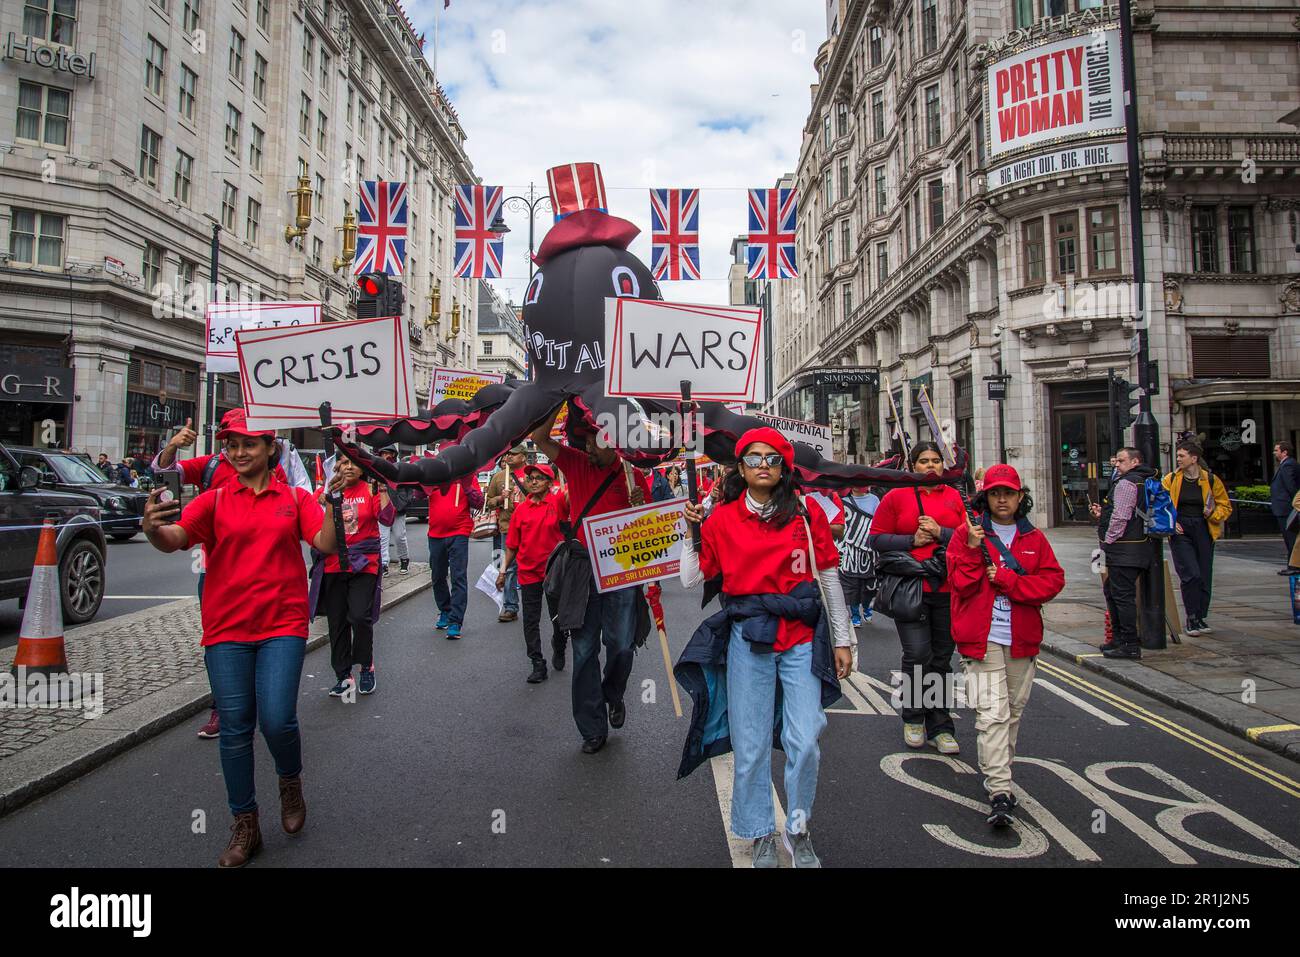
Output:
[744, 490, 776, 520]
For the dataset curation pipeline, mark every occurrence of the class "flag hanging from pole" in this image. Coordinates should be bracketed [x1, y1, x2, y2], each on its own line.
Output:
[354, 179, 408, 277]
[746, 187, 797, 279]
[649, 188, 700, 281]
[453, 184, 505, 278]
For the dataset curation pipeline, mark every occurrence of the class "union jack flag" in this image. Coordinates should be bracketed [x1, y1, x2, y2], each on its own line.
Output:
[649, 188, 700, 281]
[746, 188, 797, 280]
[354, 179, 408, 277]
[453, 184, 505, 279]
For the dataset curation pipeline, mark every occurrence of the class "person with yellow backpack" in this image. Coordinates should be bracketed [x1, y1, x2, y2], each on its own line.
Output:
[1163, 440, 1232, 636]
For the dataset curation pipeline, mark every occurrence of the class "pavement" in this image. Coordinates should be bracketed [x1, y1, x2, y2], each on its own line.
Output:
[1, 537, 1298, 867]
[1038, 527, 1300, 763]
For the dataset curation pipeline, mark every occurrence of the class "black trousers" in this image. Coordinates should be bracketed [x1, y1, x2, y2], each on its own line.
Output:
[894, 591, 955, 737]
[1280, 515, 1298, 565]
[520, 581, 559, 664]
[324, 572, 377, 678]
[1105, 564, 1142, 648]
[841, 574, 875, 611]
[1169, 518, 1214, 620]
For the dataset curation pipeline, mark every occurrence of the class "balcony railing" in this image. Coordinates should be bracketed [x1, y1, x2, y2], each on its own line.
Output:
[1161, 133, 1300, 165]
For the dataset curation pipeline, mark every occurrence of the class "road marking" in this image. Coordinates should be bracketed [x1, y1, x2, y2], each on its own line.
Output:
[709, 753, 789, 868]
[103, 595, 189, 600]
[1075, 653, 1104, 661]
[1033, 677, 1128, 726]
[849, 672, 897, 715]
[1037, 659, 1300, 800]
[838, 677, 876, 715]
[1247, 723, 1300, 741]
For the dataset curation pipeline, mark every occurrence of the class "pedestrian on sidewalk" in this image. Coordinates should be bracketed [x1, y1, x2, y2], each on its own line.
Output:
[485, 446, 527, 622]
[531, 407, 652, 755]
[868, 442, 967, 755]
[1163, 440, 1232, 636]
[425, 440, 484, 640]
[1272, 441, 1300, 575]
[310, 453, 393, 698]
[497, 463, 569, 683]
[376, 447, 412, 575]
[141, 412, 340, 867]
[676, 427, 854, 868]
[1095, 446, 1157, 660]
[948, 465, 1064, 828]
[840, 485, 880, 626]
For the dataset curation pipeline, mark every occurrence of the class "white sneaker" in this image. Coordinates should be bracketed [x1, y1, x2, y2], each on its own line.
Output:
[903, 723, 926, 748]
[929, 732, 960, 755]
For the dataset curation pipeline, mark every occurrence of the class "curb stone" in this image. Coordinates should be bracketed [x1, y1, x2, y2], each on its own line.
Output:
[0, 569, 432, 818]
[1038, 629, 1300, 766]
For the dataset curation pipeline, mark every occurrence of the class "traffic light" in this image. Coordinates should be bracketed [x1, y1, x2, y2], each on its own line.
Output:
[356, 271, 404, 320]
[1108, 369, 1141, 442]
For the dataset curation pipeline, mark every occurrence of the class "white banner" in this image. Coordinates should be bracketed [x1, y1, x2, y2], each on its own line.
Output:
[986, 28, 1124, 158]
[236, 315, 415, 431]
[205, 301, 322, 374]
[604, 298, 763, 401]
[989, 140, 1124, 189]
[751, 411, 832, 459]
[429, 365, 506, 406]
[582, 500, 689, 593]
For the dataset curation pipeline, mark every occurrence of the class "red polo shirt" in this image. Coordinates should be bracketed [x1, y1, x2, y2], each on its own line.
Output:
[426, 474, 477, 538]
[506, 492, 570, 585]
[323, 482, 391, 575]
[178, 477, 324, 646]
[177, 452, 288, 491]
[552, 445, 651, 550]
[870, 484, 968, 593]
[699, 498, 839, 652]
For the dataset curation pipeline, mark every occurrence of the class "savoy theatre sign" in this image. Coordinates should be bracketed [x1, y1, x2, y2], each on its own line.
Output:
[976, 13, 1126, 189]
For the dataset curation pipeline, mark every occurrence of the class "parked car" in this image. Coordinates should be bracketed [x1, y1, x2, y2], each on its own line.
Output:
[9, 446, 148, 541]
[0, 443, 108, 624]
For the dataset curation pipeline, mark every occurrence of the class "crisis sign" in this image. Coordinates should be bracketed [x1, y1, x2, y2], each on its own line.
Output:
[986, 28, 1124, 158]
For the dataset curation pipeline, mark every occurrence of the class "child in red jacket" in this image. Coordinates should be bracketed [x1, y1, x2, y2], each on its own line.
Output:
[947, 464, 1065, 828]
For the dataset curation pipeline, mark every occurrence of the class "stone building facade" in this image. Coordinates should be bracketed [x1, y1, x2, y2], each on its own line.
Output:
[775, 0, 1299, 526]
[476, 283, 526, 382]
[0, 0, 480, 461]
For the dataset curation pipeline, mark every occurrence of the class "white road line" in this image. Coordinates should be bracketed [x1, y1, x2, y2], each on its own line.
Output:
[1033, 678, 1129, 726]
[849, 672, 897, 715]
[838, 677, 876, 715]
[103, 595, 189, 600]
[709, 753, 789, 868]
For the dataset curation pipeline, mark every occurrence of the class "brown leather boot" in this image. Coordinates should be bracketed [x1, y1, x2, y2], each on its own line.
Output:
[217, 810, 261, 868]
[279, 775, 306, 835]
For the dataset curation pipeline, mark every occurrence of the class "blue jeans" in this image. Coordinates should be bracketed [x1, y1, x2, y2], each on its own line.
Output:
[493, 532, 519, 613]
[204, 636, 306, 815]
[726, 624, 826, 840]
[428, 534, 469, 625]
[569, 584, 638, 740]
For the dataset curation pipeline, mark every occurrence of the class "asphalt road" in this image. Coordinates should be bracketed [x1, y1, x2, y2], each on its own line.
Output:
[0, 519, 436, 646]
[2, 536, 1298, 868]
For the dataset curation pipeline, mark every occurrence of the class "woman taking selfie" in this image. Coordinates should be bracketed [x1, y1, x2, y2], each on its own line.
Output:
[677, 428, 854, 869]
[1162, 440, 1231, 636]
[142, 411, 341, 868]
[868, 442, 967, 754]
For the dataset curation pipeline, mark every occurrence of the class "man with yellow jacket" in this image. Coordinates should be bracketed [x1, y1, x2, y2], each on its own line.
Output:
[1163, 440, 1232, 636]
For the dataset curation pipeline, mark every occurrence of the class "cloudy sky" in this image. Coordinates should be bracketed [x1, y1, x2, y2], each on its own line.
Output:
[400, 0, 829, 305]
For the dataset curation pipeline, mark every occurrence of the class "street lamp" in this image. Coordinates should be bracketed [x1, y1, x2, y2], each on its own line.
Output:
[490, 184, 553, 380]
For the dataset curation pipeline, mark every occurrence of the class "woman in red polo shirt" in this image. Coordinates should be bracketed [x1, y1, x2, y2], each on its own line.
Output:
[142, 411, 340, 869]
[867, 441, 967, 755]
[497, 463, 569, 684]
[680, 428, 854, 869]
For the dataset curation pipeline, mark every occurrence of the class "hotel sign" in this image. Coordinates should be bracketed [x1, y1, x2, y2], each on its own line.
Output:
[4, 34, 96, 78]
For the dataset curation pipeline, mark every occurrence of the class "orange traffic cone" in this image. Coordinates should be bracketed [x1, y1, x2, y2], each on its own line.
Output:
[11, 517, 69, 679]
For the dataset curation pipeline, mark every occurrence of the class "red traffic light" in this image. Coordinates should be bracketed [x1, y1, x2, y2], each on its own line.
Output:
[359, 276, 382, 296]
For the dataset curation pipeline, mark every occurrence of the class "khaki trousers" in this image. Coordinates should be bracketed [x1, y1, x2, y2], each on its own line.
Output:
[962, 643, 1036, 797]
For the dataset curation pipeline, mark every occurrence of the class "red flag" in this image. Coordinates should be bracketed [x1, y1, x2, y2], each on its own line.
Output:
[645, 582, 667, 633]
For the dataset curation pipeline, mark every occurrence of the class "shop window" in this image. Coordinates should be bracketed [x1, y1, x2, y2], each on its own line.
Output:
[1052, 211, 1078, 277]
[1087, 205, 1119, 275]
[142, 361, 162, 390]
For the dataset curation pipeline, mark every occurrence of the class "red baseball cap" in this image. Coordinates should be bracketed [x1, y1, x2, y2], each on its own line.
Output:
[215, 408, 276, 440]
[734, 427, 795, 473]
[982, 464, 1022, 492]
[522, 463, 555, 481]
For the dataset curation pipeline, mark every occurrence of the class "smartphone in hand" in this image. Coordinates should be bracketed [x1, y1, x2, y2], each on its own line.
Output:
[158, 471, 184, 523]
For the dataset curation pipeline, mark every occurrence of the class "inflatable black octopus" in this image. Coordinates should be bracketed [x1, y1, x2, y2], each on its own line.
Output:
[333, 162, 965, 494]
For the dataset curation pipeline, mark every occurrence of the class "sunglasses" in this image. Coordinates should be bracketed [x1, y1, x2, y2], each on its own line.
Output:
[741, 453, 784, 469]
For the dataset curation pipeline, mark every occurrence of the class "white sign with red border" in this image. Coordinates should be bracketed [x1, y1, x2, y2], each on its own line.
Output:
[206, 301, 322, 374]
[235, 315, 415, 431]
[985, 28, 1124, 159]
[582, 500, 689, 593]
[430, 365, 507, 406]
[604, 298, 763, 402]
[751, 412, 832, 459]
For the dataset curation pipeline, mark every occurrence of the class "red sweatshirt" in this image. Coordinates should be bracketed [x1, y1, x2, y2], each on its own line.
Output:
[946, 519, 1065, 660]
[868, 484, 967, 592]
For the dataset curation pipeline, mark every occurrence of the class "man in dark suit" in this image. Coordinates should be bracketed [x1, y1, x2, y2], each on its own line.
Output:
[1271, 441, 1300, 574]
